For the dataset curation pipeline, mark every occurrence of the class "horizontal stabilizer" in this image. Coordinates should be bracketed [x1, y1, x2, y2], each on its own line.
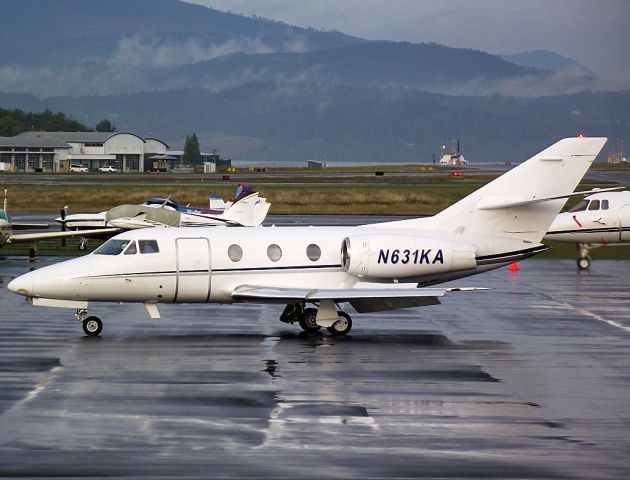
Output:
[477, 186, 625, 210]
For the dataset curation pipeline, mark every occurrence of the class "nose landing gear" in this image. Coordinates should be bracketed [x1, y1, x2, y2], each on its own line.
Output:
[75, 309, 103, 336]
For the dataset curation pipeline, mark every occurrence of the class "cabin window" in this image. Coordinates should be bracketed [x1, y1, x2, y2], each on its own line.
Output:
[228, 244, 243, 262]
[267, 244, 282, 262]
[139, 240, 159, 254]
[602, 200, 609, 210]
[306, 244, 321, 261]
[568, 200, 589, 212]
[588, 200, 600, 211]
[124, 241, 137, 255]
[94, 239, 132, 255]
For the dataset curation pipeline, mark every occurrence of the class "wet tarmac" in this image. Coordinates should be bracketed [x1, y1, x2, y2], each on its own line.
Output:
[0, 257, 629, 478]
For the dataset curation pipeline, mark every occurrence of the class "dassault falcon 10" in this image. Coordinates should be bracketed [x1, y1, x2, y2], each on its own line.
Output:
[8, 137, 607, 337]
[544, 189, 630, 269]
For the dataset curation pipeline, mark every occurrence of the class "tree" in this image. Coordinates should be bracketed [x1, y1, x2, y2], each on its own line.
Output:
[95, 119, 116, 132]
[0, 106, 90, 136]
[182, 133, 201, 165]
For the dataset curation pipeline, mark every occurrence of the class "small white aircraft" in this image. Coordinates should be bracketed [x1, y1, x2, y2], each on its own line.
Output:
[544, 189, 630, 269]
[57, 185, 270, 234]
[0, 190, 114, 249]
[8, 137, 607, 337]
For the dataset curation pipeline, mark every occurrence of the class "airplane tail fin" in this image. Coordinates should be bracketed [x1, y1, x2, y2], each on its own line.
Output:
[221, 192, 271, 227]
[375, 137, 607, 243]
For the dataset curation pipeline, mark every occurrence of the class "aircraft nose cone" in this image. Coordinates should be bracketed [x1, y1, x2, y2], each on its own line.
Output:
[7, 271, 33, 297]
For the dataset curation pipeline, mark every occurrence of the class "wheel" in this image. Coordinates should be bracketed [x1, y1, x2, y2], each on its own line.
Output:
[78, 241, 86, 251]
[82, 316, 103, 336]
[298, 308, 320, 331]
[327, 311, 352, 336]
[577, 257, 591, 270]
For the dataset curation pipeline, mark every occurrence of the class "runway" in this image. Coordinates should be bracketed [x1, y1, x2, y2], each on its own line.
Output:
[0, 257, 629, 478]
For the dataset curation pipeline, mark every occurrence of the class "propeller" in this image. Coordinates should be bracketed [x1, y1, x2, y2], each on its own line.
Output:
[60, 205, 68, 232]
[60, 205, 68, 246]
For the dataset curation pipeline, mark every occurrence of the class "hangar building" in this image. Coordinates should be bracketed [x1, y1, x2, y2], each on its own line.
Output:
[0, 131, 169, 172]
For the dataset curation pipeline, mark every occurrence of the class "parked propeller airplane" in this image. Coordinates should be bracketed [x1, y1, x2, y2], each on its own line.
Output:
[544, 189, 630, 269]
[0, 190, 116, 249]
[8, 137, 607, 337]
[57, 184, 270, 235]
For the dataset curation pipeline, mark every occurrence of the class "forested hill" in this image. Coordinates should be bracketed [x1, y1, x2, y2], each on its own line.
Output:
[1, 86, 626, 163]
[0, 0, 624, 162]
[0, 0, 360, 67]
[0, 0, 598, 97]
[177, 41, 540, 93]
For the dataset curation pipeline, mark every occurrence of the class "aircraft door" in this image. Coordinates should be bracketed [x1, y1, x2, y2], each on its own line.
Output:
[620, 205, 630, 241]
[175, 237, 211, 302]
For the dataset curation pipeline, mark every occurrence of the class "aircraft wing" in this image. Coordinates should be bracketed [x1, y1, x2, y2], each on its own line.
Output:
[232, 285, 487, 313]
[9, 228, 119, 243]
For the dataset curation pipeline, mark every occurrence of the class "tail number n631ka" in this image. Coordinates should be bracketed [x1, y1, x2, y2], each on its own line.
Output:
[377, 248, 444, 265]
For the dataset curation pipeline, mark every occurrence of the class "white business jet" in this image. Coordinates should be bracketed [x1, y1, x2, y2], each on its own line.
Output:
[8, 137, 607, 337]
[544, 190, 630, 269]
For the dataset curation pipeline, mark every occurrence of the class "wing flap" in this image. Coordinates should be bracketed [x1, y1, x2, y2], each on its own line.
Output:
[232, 285, 487, 311]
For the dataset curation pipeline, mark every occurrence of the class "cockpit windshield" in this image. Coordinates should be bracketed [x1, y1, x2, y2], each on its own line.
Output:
[143, 198, 179, 210]
[94, 239, 133, 255]
[568, 200, 589, 213]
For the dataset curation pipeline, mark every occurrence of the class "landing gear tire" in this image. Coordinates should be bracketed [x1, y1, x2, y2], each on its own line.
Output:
[78, 240, 87, 251]
[577, 257, 591, 270]
[327, 311, 352, 336]
[298, 308, 320, 332]
[82, 316, 103, 336]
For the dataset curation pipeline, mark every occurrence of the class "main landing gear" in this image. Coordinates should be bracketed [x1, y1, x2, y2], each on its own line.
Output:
[76, 309, 103, 336]
[279, 302, 353, 336]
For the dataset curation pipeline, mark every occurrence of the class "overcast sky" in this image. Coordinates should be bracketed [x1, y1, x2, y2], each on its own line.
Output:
[185, 0, 630, 83]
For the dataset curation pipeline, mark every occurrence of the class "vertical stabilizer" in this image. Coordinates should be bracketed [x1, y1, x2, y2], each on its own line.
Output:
[374, 137, 607, 243]
[221, 193, 271, 227]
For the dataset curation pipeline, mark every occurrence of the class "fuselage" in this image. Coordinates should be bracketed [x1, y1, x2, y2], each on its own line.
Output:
[544, 191, 630, 244]
[7, 225, 538, 305]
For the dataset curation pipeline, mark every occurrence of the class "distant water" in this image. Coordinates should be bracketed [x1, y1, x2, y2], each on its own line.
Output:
[230, 160, 513, 168]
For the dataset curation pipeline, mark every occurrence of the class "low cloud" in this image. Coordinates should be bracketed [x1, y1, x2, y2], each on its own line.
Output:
[108, 35, 309, 67]
[432, 71, 619, 98]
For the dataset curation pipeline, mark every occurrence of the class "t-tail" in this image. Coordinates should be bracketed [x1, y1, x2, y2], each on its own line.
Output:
[374, 137, 607, 246]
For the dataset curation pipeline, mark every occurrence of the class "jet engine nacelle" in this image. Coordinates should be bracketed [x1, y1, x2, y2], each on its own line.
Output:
[341, 234, 477, 278]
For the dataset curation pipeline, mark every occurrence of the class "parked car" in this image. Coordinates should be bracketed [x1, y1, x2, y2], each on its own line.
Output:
[69, 164, 89, 173]
[98, 166, 119, 173]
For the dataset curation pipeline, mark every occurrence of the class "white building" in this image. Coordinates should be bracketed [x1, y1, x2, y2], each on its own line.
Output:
[438, 140, 469, 166]
[0, 131, 169, 173]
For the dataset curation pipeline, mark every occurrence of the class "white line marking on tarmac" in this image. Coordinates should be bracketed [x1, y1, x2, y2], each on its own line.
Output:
[555, 300, 630, 333]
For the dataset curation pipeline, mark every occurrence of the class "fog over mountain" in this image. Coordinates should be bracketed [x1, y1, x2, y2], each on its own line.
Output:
[0, 0, 627, 162]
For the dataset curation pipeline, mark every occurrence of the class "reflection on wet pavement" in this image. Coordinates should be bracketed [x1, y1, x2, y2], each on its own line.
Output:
[0, 257, 629, 478]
